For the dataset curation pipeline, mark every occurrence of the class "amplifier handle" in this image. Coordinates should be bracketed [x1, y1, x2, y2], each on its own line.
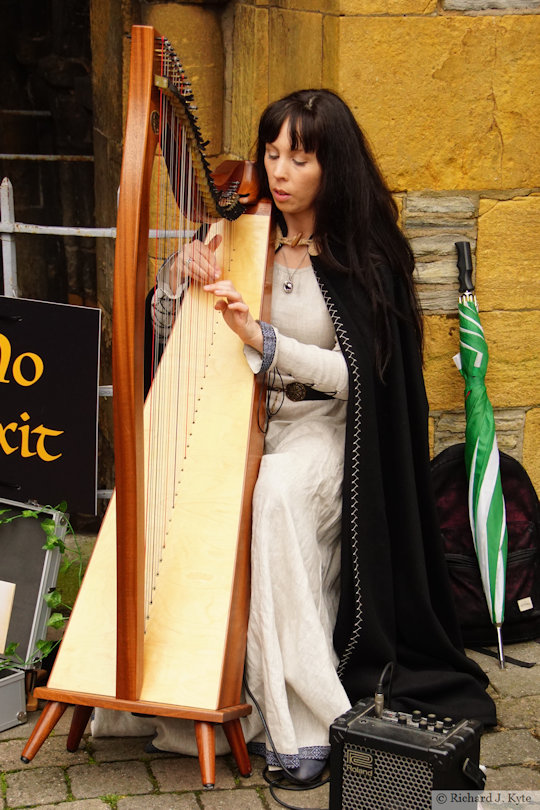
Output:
[462, 757, 486, 789]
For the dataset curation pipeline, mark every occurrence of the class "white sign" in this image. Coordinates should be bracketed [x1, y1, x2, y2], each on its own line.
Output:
[0, 580, 16, 653]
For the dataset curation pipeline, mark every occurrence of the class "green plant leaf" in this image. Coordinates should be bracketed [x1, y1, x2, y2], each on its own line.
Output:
[44, 590, 63, 609]
[20, 509, 39, 519]
[0, 501, 73, 673]
[35, 639, 55, 655]
[42, 537, 66, 555]
[47, 612, 67, 629]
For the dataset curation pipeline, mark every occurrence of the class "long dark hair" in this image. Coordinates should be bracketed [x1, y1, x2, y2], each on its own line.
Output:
[255, 89, 422, 377]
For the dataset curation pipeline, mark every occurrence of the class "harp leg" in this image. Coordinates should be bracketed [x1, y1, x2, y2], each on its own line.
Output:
[223, 718, 252, 778]
[194, 720, 216, 789]
[67, 705, 94, 752]
[21, 701, 69, 763]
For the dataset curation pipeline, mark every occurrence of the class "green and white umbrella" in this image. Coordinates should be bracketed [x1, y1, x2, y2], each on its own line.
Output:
[454, 241, 508, 668]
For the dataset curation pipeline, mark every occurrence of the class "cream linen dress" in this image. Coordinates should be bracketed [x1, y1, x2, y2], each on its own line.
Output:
[91, 259, 352, 765]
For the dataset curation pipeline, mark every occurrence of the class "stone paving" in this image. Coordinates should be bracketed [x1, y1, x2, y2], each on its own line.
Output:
[1, 642, 539, 809]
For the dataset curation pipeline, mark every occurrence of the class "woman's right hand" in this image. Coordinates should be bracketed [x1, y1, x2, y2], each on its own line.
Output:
[167, 234, 222, 293]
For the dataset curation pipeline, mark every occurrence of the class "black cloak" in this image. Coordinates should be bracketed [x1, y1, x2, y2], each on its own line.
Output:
[311, 249, 497, 728]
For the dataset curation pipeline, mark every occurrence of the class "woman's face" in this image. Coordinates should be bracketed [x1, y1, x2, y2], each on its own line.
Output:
[263, 119, 322, 228]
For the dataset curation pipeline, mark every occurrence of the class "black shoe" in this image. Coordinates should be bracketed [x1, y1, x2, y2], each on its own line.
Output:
[144, 741, 163, 753]
[144, 738, 177, 755]
[288, 757, 328, 783]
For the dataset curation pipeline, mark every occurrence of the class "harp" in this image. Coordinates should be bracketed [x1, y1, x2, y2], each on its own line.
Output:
[21, 25, 272, 787]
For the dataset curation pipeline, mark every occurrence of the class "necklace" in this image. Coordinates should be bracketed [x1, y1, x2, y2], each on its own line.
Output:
[275, 229, 317, 255]
[281, 247, 309, 294]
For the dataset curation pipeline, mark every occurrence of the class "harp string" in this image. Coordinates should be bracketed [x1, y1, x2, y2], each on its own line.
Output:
[139, 34, 245, 626]
[144, 47, 224, 622]
[145, 59, 169, 617]
[146, 94, 183, 619]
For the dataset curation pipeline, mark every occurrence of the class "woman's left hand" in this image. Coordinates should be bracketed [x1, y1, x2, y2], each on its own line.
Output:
[203, 280, 263, 352]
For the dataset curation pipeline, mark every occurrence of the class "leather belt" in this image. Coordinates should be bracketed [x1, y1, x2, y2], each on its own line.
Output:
[269, 382, 335, 402]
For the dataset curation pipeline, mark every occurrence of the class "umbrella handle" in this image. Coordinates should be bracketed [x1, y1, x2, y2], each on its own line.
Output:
[455, 241, 474, 293]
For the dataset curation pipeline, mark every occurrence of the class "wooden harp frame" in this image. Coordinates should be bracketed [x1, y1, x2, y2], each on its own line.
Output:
[21, 25, 273, 788]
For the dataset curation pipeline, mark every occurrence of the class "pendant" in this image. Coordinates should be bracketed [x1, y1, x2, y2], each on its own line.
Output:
[283, 281, 294, 294]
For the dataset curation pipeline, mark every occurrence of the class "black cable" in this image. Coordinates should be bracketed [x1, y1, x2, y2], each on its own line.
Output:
[243, 675, 330, 810]
[264, 770, 328, 810]
[374, 661, 394, 717]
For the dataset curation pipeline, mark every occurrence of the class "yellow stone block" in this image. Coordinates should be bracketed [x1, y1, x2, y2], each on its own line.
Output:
[333, 16, 540, 191]
[523, 408, 540, 496]
[424, 310, 540, 413]
[477, 311, 540, 409]
[264, 0, 436, 11]
[423, 314, 463, 412]
[428, 415, 435, 459]
[230, 6, 328, 159]
[476, 196, 540, 311]
[267, 0, 340, 10]
[268, 9, 325, 101]
[340, 0, 437, 12]
[323, 15, 340, 93]
[231, 5, 270, 159]
[142, 4, 224, 155]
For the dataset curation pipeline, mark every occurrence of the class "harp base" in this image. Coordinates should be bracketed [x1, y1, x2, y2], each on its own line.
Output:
[21, 687, 252, 788]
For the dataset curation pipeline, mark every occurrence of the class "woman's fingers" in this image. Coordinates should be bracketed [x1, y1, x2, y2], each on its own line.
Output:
[180, 236, 223, 284]
[206, 234, 222, 254]
[204, 279, 239, 296]
[203, 281, 247, 309]
[203, 280, 262, 350]
[214, 300, 249, 315]
[205, 280, 249, 319]
[183, 248, 217, 284]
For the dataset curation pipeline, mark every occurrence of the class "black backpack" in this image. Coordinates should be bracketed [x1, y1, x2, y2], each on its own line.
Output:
[431, 443, 540, 646]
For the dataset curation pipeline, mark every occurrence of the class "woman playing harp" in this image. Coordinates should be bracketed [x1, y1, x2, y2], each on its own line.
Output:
[94, 88, 496, 782]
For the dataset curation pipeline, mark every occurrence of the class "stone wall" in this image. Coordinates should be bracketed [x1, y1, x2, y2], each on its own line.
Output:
[90, 0, 539, 491]
[225, 0, 540, 490]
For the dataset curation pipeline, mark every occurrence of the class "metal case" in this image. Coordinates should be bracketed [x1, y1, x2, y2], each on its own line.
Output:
[330, 698, 484, 810]
[0, 669, 26, 731]
[0, 499, 65, 731]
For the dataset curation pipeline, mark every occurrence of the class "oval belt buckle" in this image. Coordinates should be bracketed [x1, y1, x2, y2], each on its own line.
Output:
[285, 382, 307, 402]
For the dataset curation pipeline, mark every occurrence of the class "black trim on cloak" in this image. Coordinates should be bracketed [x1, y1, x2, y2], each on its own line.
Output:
[310, 248, 496, 727]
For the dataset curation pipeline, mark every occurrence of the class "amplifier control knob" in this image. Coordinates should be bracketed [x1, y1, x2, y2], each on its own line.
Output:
[412, 710, 422, 723]
[398, 713, 407, 725]
[419, 718, 428, 729]
[443, 717, 453, 729]
[427, 713, 437, 726]
[435, 721, 445, 733]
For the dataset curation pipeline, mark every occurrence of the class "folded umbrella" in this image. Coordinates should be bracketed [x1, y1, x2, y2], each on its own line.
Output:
[453, 241, 508, 668]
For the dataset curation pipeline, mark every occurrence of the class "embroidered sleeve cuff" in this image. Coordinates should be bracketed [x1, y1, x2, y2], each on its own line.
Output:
[258, 321, 277, 373]
[243, 322, 277, 374]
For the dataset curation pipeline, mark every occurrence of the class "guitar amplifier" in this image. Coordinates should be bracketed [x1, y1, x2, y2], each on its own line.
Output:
[329, 698, 485, 810]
